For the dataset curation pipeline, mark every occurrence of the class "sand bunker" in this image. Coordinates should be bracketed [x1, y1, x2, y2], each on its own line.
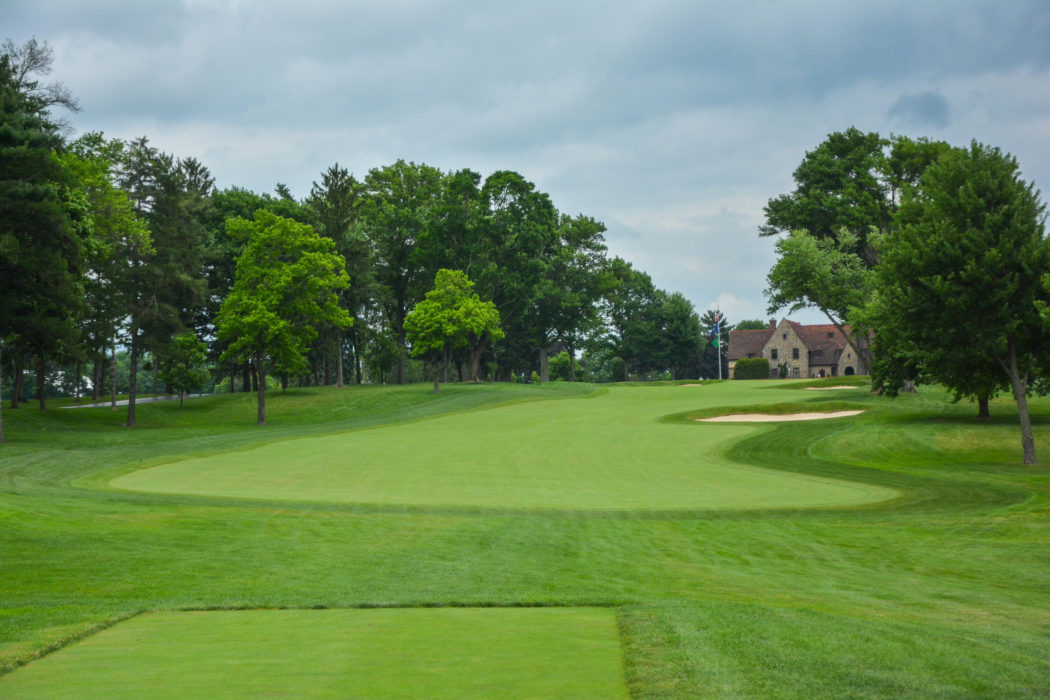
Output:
[804, 385, 861, 391]
[697, 410, 864, 422]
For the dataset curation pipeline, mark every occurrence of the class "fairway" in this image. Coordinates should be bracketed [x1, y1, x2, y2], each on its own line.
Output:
[111, 384, 897, 511]
[5, 380, 1050, 697]
[0, 608, 628, 699]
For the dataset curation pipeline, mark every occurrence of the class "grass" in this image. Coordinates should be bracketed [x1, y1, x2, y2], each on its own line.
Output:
[0, 608, 627, 699]
[1, 379, 1049, 697]
[109, 384, 895, 511]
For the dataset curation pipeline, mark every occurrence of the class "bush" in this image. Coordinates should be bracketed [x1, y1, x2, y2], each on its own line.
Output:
[733, 357, 770, 380]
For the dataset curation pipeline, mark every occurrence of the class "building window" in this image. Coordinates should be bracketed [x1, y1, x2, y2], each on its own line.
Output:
[770, 349, 778, 360]
[792, 347, 799, 360]
[792, 367, 800, 378]
[782, 333, 787, 340]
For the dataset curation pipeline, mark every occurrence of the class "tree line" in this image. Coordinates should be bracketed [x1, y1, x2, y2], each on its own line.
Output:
[0, 39, 734, 435]
[762, 127, 1049, 464]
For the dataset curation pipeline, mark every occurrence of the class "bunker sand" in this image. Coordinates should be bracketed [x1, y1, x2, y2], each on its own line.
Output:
[697, 410, 864, 422]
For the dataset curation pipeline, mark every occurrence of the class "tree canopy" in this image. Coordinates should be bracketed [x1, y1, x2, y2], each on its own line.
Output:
[872, 141, 1049, 463]
[216, 210, 351, 424]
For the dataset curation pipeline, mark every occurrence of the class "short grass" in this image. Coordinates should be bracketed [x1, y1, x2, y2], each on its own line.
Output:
[1, 379, 1049, 698]
[110, 384, 895, 511]
[0, 608, 627, 699]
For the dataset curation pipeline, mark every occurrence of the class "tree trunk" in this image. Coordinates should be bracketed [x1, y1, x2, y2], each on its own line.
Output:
[1001, 337, 1037, 464]
[75, 359, 82, 404]
[539, 347, 549, 383]
[281, 375, 288, 393]
[0, 342, 5, 443]
[469, 335, 488, 383]
[92, 358, 100, 401]
[125, 334, 139, 427]
[9, 355, 22, 410]
[180, 390, 185, 409]
[242, 359, 252, 393]
[353, 327, 363, 384]
[324, 355, 331, 387]
[36, 356, 46, 412]
[336, 333, 345, 388]
[977, 395, 990, 419]
[255, 352, 267, 425]
[230, 366, 236, 393]
[569, 346, 576, 382]
[110, 340, 117, 410]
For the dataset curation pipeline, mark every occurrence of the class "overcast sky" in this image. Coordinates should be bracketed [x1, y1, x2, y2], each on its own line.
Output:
[7, 0, 1050, 325]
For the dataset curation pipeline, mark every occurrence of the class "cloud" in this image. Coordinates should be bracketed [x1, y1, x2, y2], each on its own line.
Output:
[5, 0, 1050, 328]
[888, 91, 951, 128]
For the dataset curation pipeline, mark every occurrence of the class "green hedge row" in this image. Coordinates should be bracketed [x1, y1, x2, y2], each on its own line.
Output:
[733, 357, 770, 379]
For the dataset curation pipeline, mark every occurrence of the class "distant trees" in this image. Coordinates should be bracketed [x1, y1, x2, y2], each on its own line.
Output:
[404, 269, 503, 392]
[1, 36, 730, 433]
[0, 43, 84, 430]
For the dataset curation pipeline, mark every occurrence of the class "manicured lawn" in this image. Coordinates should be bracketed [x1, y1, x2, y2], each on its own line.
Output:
[0, 608, 627, 699]
[1, 379, 1049, 697]
[111, 383, 896, 511]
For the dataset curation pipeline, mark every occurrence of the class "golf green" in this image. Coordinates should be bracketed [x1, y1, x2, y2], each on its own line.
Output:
[0, 608, 627, 699]
[110, 384, 897, 510]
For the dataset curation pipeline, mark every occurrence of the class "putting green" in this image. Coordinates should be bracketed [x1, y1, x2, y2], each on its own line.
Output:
[111, 384, 897, 510]
[0, 608, 627, 699]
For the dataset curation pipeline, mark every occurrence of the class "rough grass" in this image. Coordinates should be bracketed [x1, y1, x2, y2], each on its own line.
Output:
[1, 379, 1049, 698]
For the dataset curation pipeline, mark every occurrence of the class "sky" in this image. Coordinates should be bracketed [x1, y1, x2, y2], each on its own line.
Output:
[7, 0, 1050, 326]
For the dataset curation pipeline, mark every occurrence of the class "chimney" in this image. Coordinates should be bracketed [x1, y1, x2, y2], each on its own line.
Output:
[769, 319, 776, 330]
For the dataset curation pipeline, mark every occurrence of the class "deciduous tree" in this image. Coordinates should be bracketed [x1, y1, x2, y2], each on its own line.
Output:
[874, 141, 1049, 463]
[216, 211, 351, 424]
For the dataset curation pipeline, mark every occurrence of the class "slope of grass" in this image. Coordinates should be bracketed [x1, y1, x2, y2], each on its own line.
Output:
[110, 385, 894, 511]
[1, 379, 1049, 697]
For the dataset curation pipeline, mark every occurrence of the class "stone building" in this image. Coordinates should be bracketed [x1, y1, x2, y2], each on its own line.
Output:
[726, 319, 867, 379]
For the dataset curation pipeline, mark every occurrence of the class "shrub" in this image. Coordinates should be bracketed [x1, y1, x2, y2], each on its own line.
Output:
[733, 357, 770, 380]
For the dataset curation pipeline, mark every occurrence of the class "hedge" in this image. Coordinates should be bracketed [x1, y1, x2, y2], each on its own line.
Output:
[733, 357, 770, 380]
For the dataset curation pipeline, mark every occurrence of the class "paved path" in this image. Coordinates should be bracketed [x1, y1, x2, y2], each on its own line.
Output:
[61, 394, 210, 408]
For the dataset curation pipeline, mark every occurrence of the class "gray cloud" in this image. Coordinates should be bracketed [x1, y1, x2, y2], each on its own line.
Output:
[888, 91, 950, 128]
[5, 0, 1049, 322]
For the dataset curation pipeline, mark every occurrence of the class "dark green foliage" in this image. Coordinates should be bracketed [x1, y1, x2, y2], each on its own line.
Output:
[873, 141, 1050, 463]
[0, 52, 85, 420]
[733, 357, 770, 379]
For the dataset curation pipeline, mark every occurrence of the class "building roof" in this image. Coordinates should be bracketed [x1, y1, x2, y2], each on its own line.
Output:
[726, 329, 774, 361]
[788, 321, 852, 364]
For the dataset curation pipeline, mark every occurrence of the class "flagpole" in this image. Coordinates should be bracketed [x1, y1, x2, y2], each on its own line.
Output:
[716, 313, 721, 380]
